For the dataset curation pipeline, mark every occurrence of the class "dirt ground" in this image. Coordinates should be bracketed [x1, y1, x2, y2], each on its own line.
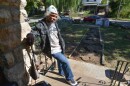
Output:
[65, 42, 130, 72]
[65, 44, 100, 65]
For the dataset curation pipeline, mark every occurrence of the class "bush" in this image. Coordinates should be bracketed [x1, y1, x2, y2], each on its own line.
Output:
[109, 0, 130, 18]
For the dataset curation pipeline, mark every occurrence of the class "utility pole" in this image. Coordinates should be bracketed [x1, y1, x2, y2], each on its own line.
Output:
[117, 0, 123, 18]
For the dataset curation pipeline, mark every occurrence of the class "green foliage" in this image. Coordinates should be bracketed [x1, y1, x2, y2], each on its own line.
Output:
[109, 0, 119, 17]
[84, 11, 91, 16]
[25, 0, 44, 14]
[25, 0, 130, 18]
[109, 0, 130, 18]
[120, 1, 130, 18]
[44, 0, 81, 14]
[101, 0, 107, 4]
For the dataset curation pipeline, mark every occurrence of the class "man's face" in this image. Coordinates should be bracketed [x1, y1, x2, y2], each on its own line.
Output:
[46, 13, 58, 23]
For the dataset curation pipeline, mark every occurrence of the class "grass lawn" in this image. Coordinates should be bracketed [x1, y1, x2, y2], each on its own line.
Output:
[101, 26, 130, 61]
[58, 21, 130, 66]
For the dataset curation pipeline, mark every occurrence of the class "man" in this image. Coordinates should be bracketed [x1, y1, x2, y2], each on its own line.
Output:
[26, 5, 78, 86]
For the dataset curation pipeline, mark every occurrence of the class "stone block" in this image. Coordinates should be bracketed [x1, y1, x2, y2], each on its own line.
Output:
[0, 9, 12, 24]
[0, 22, 31, 52]
[3, 62, 28, 86]
[0, 44, 8, 53]
[0, 56, 5, 67]
[20, 0, 27, 8]
[10, 8, 20, 22]
[21, 22, 31, 40]
[13, 46, 24, 63]
[4, 52, 15, 68]
[0, 0, 31, 86]
[0, 25, 21, 52]
[20, 9, 28, 23]
[0, 0, 20, 7]
[11, 8, 29, 23]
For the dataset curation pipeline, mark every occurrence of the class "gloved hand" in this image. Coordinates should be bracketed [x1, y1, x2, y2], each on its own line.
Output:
[26, 33, 34, 46]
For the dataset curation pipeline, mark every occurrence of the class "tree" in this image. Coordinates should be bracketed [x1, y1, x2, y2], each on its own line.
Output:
[44, 0, 81, 14]
[109, 0, 130, 18]
[25, 0, 44, 16]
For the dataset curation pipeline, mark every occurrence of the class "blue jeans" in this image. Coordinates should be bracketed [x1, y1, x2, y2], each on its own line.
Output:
[52, 52, 74, 81]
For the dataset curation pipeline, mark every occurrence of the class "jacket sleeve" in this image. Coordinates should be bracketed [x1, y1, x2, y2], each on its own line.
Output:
[33, 22, 47, 50]
[25, 21, 45, 49]
[30, 22, 46, 37]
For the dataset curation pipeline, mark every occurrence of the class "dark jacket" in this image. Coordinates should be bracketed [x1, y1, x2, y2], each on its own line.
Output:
[33, 19, 65, 58]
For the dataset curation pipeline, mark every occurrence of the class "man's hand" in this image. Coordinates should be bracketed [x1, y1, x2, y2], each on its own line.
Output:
[26, 33, 34, 46]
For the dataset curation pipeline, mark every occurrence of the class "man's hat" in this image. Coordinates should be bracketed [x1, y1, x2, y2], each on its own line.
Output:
[44, 5, 58, 17]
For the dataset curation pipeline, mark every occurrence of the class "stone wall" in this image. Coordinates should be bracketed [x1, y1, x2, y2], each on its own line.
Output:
[0, 0, 31, 86]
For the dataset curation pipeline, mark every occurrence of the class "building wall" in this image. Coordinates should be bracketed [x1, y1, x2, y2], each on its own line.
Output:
[82, 0, 102, 6]
[0, 0, 31, 86]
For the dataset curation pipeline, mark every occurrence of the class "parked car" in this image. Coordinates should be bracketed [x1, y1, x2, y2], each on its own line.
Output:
[83, 15, 101, 22]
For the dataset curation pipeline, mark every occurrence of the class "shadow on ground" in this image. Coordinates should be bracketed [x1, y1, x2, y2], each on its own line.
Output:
[105, 69, 126, 82]
[33, 81, 51, 86]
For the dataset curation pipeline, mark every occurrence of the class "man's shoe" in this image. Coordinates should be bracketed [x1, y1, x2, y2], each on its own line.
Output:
[67, 79, 78, 86]
[59, 74, 64, 77]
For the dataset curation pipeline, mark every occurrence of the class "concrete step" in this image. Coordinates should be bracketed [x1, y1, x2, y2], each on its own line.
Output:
[30, 59, 127, 86]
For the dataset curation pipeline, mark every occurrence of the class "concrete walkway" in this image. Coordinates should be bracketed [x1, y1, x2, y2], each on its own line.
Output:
[35, 59, 112, 86]
[109, 19, 130, 28]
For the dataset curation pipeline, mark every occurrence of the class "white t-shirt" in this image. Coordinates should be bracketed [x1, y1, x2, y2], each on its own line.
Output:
[48, 23, 62, 54]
